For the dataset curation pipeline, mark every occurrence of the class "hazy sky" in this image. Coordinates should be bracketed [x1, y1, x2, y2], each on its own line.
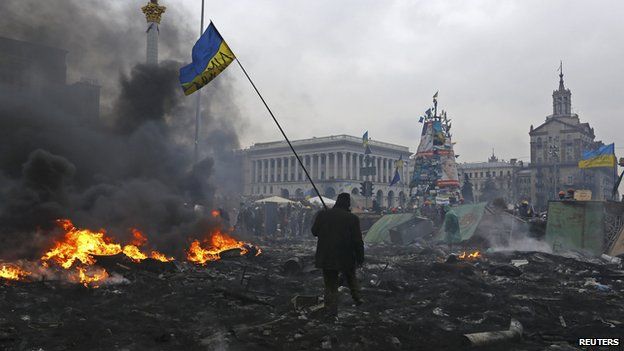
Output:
[168, 0, 624, 163]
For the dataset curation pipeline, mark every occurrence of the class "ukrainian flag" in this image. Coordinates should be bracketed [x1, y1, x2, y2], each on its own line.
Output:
[179, 22, 236, 96]
[578, 143, 616, 169]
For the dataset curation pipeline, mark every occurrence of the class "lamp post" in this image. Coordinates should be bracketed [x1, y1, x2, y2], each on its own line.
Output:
[548, 144, 560, 199]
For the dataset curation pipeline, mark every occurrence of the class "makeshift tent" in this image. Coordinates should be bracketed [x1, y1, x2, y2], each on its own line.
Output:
[308, 196, 336, 206]
[545, 200, 624, 255]
[364, 213, 418, 244]
[437, 202, 488, 243]
[254, 196, 295, 204]
[609, 226, 624, 256]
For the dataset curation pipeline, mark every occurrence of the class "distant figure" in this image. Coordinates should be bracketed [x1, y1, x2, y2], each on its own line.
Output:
[312, 193, 364, 317]
[218, 208, 230, 227]
[372, 199, 381, 214]
[443, 205, 460, 252]
[558, 191, 566, 200]
[565, 188, 575, 200]
[518, 200, 533, 219]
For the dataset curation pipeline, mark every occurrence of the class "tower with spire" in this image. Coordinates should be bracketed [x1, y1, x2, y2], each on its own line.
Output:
[141, 0, 166, 65]
[528, 62, 616, 209]
[552, 61, 572, 116]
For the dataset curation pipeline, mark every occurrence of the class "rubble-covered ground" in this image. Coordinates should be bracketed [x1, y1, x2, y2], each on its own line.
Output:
[1, 239, 623, 351]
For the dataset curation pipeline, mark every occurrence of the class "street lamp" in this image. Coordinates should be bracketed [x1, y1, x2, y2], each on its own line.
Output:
[548, 144, 560, 199]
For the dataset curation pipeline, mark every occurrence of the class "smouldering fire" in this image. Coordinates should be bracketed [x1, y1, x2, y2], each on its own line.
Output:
[0, 264, 31, 281]
[41, 219, 122, 268]
[37, 220, 176, 287]
[150, 251, 174, 262]
[122, 245, 148, 262]
[77, 266, 109, 288]
[187, 230, 260, 265]
[41, 220, 174, 268]
[458, 251, 482, 260]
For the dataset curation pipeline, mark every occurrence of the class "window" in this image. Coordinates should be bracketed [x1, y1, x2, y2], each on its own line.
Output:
[500, 171, 503, 177]
[480, 172, 484, 177]
[486, 171, 491, 177]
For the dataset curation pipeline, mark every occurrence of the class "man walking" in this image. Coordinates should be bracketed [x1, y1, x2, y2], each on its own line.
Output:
[311, 193, 364, 318]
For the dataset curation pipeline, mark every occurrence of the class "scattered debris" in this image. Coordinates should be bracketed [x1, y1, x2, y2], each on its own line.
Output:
[1, 241, 623, 350]
[463, 318, 523, 347]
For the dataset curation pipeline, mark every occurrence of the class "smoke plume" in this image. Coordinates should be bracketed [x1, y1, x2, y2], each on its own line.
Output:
[0, 0, 245, 258]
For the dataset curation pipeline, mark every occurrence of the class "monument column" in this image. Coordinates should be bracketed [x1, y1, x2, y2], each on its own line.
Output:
[141, 0, 166, 65]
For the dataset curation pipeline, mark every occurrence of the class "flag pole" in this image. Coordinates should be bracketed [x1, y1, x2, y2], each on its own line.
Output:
[235, 59, 327, 210]
[193, 0, 205, 164]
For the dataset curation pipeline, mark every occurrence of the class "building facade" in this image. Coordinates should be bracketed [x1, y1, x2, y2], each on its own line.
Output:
[528, 70, 616, 208]
[240, 135, 412, 208]
[0, 36, 100, 123]
[457, 154, 527, 203]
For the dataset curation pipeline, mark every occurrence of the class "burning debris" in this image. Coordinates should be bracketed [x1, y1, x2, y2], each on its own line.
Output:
[1, 240, 623, 350]
[1, 218, 259, 287]
[187, 230, 261, 265]
[458, 251, 482, 260]
[0, 264, 30, 281]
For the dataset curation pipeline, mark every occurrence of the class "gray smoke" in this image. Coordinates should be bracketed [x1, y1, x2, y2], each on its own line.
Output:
[0, 0, 244, 259]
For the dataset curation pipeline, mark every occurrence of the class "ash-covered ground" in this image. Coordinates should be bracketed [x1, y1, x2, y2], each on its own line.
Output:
[1, 239, 623, 351]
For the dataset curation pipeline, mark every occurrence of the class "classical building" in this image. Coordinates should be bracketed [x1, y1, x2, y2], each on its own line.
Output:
[239, 135, 412, 207]
[528, 69, 616, 208]
[457, 153, 527, 203]
[0, 36, 100, 123]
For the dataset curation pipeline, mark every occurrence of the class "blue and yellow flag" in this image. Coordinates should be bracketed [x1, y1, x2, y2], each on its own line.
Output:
[578, 143, 616, 169]
[179, 22, 236, 96]
[389, 155, 404, 186]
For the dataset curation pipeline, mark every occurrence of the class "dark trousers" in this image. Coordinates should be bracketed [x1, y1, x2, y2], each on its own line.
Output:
[322, 268, 361, 316]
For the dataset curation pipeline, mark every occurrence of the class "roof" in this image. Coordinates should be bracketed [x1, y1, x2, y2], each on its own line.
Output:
[530, 116, 594, 138]
[457, 161, 517, 170]
[244, 134, 410, 154]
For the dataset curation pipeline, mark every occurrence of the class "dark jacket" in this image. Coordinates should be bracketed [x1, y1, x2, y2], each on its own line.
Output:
[311, 208, 364, 270]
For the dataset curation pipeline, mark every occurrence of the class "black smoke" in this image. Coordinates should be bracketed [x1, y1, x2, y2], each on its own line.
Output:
[0, 1, 245, 258]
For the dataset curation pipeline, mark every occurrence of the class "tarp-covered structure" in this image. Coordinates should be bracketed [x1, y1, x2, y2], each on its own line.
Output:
[545, 200, 624, 255]
[437, 202, 488, 243]
[364, 214, 431, 244]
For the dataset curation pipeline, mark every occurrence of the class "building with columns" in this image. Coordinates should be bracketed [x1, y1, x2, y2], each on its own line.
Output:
[457, 153, 528, 203]
[528, 68, 617, 209]
[240, 135, 412, 208]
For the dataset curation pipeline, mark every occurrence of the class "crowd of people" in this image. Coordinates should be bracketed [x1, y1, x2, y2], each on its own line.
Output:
[234, 202, 319, 237]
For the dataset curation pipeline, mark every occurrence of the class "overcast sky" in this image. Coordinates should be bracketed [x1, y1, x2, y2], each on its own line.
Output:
[142, 1, 623, 163]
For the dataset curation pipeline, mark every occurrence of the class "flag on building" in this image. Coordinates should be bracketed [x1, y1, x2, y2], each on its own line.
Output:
[389, 155, 404, 186]
[433, 91, 438, 102]
[362, 131, 369, 146]
[578, 143, 616, 169]
[179, 22, 236, 96]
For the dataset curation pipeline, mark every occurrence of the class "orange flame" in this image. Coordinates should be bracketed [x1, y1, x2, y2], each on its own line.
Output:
[77, 266, 109, 288]
[150, 251, 174, 262]
[458, 251, 481, 260]
[186, 230, 256, 265]
[0, 264, 31, 281]
[41, 219, 122, 269]
[130, 228, 148, 246]
[122, 244, 148, 262]
[211, 210, 220, 218]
